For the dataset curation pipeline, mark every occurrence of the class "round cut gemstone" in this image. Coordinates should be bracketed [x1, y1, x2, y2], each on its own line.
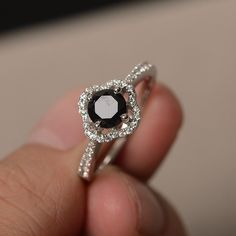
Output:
[88, 89, 127, 128]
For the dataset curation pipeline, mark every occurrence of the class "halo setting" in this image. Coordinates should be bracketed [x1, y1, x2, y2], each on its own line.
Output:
[78, 79, 141, 143]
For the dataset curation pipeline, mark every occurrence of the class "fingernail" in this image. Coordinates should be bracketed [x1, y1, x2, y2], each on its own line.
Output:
[125, 177, 165, 236]
[28, 89, 84, 150]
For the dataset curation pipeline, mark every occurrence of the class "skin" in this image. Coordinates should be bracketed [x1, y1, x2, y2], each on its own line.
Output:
[0, 83, 186, 236]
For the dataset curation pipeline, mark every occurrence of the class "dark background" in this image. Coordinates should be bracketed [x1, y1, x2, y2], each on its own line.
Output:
[0, 0, 159, 34]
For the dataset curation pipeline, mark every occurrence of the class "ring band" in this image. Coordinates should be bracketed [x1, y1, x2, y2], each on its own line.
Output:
[78, 62, 156, 180]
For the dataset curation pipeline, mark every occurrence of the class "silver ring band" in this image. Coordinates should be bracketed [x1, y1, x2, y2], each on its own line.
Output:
[78, 62, 156, 181]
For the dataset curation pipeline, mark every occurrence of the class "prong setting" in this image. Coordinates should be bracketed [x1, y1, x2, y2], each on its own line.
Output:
[95, 121, 101, 128]
[114, 87, 122, 94]
[121, 113, 130, 123]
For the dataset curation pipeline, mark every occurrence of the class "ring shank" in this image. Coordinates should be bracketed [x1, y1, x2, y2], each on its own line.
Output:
[78, 62, 156, 180]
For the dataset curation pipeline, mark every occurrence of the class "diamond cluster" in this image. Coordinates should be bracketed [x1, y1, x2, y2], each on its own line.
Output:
[78, 79, 141, 143]
[125, 62, 156, 86]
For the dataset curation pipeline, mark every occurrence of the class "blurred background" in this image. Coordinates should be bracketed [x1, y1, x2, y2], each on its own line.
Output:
[0, 0, 235, 235]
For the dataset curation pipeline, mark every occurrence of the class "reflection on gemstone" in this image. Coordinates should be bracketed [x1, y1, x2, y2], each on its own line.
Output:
[88, 89, 127, 128]
[95, 96, 118, 119]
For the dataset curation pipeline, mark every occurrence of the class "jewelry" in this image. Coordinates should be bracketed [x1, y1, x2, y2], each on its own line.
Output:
[78, 62, 156, 180]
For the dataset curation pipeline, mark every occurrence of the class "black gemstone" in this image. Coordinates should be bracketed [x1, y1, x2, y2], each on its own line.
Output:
[88, 89, 127, 128]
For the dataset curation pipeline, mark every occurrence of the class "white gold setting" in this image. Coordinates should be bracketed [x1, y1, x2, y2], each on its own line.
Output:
[78, 79, 140, 143]
[78, 62, 156, 180]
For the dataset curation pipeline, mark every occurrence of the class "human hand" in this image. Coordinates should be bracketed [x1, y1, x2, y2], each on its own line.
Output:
[0, 83, 185, 236]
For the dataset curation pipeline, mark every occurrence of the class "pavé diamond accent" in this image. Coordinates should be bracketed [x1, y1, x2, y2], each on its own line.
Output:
[78, 140, 97, 180]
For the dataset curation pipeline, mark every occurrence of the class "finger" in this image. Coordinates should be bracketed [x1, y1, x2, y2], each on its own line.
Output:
[84, 167, 186, 236]
[0, 143, 86, 236]
[116, 83, 183, 180]
[29, 84, 182, 181]
[29, 88, 85, 150]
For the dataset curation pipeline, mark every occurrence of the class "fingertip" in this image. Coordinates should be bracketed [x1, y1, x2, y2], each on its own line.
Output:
[85, 168, 164, 236]
[154, 83, 183, 130]
[117, 83, 184, 179]
[28, 88, 85, 150]
[86, 168, 137, 236]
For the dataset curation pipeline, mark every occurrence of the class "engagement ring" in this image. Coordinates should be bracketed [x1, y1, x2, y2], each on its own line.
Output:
[78, 62, 156, 180]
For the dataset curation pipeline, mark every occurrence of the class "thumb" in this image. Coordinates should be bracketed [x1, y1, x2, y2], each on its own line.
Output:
[0, 91, 86, 236]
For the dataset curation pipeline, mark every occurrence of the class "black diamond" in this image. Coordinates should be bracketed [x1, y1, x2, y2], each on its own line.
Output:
[88, 89, 127, 128]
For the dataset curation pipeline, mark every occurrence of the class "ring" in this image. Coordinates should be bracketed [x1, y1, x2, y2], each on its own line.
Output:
[78, 62, 156, 180]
